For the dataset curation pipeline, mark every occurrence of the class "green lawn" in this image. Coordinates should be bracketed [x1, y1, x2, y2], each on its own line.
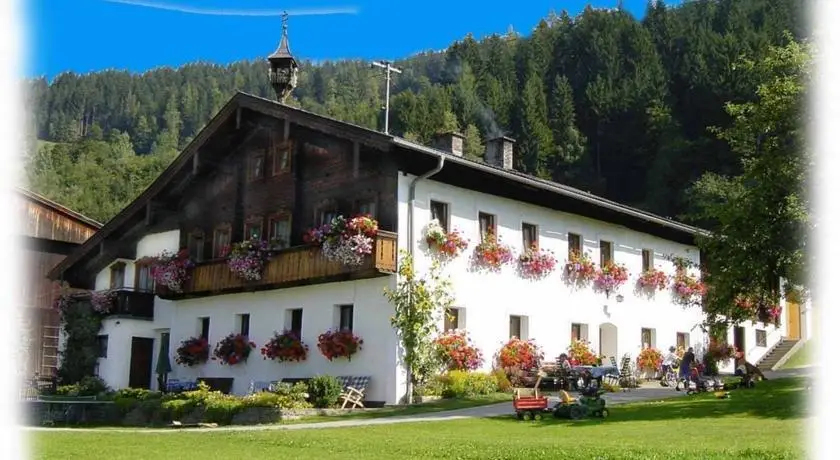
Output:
[781, 340, 815, 369]
[32, 378, 808, 460]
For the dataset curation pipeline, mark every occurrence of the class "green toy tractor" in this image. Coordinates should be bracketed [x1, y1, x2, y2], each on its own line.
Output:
[553, 387, 609, 420]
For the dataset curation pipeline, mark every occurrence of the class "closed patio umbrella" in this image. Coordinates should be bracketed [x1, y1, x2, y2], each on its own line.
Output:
[155, 333, 172, 390]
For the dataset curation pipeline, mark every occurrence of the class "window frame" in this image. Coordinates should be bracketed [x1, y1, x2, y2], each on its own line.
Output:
[755, 329, 767, 347]
[642, 249, 653, 272]
[199, 317, 210, 341]
[571, 323, 584, 342]
[268, 212, 292, 249]
[109, 262, 126, 289]
[247, 152, 265, 182]
[96, 335, 108, 358]
[315, 199, 339, 227]
[355, 196, 378, 219]
[641, 328, 654, 349]
[244, 216, 264, 241]
[288, 308, 303, 336]
[522, 222, 538, 251]
[338, 304, 354, 331]
[600, 240, 613, 266]
[271, 139, 293, 176]
[676, 332, 689, 350]
[509, 315, 523, 339]
[443, 307, 460, 331]
[238, 314, 251, 337]
[213, 223, 232, 258]
[187, 229, 205, 262]
[567, 233, 582, 258]
[478, 212, 497, 242]
[429, 200, 450, 232]
[134, 260, 156, 292]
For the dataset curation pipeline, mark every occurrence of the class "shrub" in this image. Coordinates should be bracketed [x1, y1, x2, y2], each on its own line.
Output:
[307, 375, 344, 408]
[56, 376, 110, 397]
[491, 368, 512, 393]
[436, 371, 498, 398]
[433, 330, 483, 371]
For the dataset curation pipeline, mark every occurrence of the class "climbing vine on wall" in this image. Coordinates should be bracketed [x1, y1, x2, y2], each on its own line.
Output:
[54, 286, 107, 384]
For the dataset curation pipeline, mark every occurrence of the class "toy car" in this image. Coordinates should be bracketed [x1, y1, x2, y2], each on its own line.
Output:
[553, 387, 609, 420]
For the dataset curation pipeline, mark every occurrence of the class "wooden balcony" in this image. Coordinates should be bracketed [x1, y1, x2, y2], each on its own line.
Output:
[157, 231, 398, 300]
[110, 289, 156, 319]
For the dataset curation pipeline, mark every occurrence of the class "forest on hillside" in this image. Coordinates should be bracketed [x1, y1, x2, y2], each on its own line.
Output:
[23, 0, 807, 224]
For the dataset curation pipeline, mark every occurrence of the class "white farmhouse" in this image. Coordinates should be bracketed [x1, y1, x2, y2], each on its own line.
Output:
[48, 92, 810, 405]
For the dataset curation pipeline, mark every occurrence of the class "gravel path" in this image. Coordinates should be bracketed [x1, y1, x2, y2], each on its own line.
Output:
[25, 366, 812, 434]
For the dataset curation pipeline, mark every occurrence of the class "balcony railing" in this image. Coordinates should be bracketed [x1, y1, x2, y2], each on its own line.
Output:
[110, 289, 155, 319]
[157, 230, 398, 300]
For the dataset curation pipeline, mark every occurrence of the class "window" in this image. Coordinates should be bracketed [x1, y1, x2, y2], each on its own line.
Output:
[188, 230, 205, 262]
[356, 199, 377, 219]
[316, 201, 339, 226]
[676, 332, 689, 350]
[245, 218, 263, 240]
[268, 214, 292, 248]
[272, 140, 292, 175]
[430, 201, 449, 231]
[213, 224, 231, 258]
[287, 308, 303, 336]
[571, 323, 585, 342]
[478, 212, 496, 241]
[338, 305, 354, 331]
[444, 308, 460, 331]
[567, 233, 582, 258]
[522, 223, 538, 251]
[600, 240, 613, 266]
[135, 262, 155, 292]
[96, 335, 108, 358]
[109, 262, 126, 289]
[642, 249, 653, 272]
[641, 328, 654, 349]
[755, 329, 767, 347]
[238, 314, 250, 337]
[248, 153, 264, 182]
[199, 317, 210, 340]
[509, 315, 528, 339]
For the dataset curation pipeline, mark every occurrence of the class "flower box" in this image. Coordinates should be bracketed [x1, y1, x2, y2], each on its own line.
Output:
[149, 249, 194, 292]
[304, 215, 378, 267]
[261, 330, 309, 363]
[518, 246, 557, 279]
[212, 333, 256, 366]
[225, 239, 272, 281]
[175, 336, 210, 367]
[672, 271, 706, 306]
[317, 329, 363, 361]
[594, 262, 629, 295]
[637, 269, 668, 292]
[424, 219, 469, 258]
[563, 251, 597, 285]
[472, 230, 514, 271]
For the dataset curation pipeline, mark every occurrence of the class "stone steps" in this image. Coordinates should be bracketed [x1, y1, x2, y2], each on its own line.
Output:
[757, 339, 799, 371]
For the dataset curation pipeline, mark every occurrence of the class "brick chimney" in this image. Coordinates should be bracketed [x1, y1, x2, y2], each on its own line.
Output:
[484, 136, 515, 169]
[432, 132, 465, 157]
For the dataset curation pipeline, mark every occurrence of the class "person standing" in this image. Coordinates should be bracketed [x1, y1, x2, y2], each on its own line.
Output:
[678, 347, 696, 390]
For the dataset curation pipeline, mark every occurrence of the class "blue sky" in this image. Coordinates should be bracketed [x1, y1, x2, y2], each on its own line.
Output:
[25, 0, 672, 79]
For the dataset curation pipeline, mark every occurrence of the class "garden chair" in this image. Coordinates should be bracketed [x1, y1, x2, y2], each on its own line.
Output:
[609, 356, 618, 368]
[336, 376, 371, 409]
[618, 355, 637, 391]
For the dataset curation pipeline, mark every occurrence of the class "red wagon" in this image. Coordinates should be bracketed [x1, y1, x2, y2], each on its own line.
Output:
[513, 375, 550, 421]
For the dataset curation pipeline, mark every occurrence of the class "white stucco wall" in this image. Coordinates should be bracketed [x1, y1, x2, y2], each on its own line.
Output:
[164, 277, 400, 402]
[398, 174, 709, 381]
[96, 317, 157, 389]
[93, 230, 181, 291]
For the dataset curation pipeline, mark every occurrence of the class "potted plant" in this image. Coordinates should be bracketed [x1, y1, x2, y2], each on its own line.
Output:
[636, 348, 664, 380]
[317, 329, 364, 361]
[472, 229, 514, 271]
[149, 249, 194, 292]
[567, 339, 598, 366]
[175, 336, 210, 367]
[424, 219, 469, 258]
[563, 251, 597, 286]
[594, 261, 629, 295]
[518, 245, 557, 279]
[672, 270, 706, 306]
[89, 290, 117, 314]
[261, 330, 309, 363]
[494, 338, 543, 387]
[212, 333, 256, 366]
[304, 214, 379, 267]
[433, 330, 483, 371]
[757, 304, 782, 326]
[637, 268, 668, 292]
[225, 239, 272, 281]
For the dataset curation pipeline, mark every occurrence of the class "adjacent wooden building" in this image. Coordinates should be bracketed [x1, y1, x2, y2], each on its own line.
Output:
[18, 188, 100, 377]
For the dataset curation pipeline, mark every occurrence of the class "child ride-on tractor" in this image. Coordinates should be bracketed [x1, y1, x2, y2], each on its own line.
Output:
[513, 375, 551, 421]
[553, 381, 609, 420]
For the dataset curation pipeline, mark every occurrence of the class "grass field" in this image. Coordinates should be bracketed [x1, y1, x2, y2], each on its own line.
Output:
[31, 378, 809, 460]
[782, 340, 815, 369]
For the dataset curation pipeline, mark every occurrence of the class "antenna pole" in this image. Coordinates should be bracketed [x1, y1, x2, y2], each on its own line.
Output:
[371, 60, 402, 134]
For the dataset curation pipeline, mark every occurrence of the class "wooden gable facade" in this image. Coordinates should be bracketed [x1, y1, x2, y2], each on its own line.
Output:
[18, 188, 101, 376]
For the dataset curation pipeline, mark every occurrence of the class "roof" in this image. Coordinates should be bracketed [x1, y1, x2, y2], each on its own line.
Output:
[47, 91, 707, 281]
[17, 187, 103, 230]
